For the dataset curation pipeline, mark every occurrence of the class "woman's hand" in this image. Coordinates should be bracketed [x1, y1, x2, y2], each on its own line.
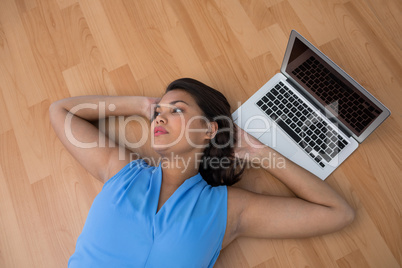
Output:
[142, 97, 160, 121]
[234, 124, 266, 161]
[49, 95, 160, 183]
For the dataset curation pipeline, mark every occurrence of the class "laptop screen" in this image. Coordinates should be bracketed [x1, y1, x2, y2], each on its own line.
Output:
[285, 37, 382, 136]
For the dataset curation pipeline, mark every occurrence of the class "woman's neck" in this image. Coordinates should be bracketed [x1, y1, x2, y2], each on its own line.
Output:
[159, 152, 202, 187]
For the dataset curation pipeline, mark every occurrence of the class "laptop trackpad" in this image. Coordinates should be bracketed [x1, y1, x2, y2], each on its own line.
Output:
[259, 131, 298, 159]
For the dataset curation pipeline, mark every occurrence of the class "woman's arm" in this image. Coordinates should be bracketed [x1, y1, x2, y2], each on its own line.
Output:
[49, 96, 158, 183]
[226, 126, 355, 242]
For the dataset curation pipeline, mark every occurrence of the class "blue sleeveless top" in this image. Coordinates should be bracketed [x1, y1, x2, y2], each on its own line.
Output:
[68, 159, 227, 267]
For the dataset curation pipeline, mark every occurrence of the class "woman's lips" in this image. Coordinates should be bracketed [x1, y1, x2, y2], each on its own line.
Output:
[154, 126, 169, 137]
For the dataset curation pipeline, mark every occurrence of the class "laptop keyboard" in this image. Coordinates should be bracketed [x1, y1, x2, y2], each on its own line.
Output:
[256, 81, 349, 168]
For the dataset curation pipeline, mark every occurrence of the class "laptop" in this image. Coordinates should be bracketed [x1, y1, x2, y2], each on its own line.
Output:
[232, 30, 390, 180]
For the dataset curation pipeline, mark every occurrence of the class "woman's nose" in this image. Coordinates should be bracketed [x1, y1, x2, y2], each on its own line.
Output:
[155, 114, 166, 124]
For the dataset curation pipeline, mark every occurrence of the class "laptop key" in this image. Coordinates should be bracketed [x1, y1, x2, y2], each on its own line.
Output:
[269, 113, 278, 121]
[314, 155, 322, 162]
[341, 139, 348, 146]
[299, 140, 308, 148]
[320, 151, 332, 162]
[338, 142, 346, 149]
[265, 109, 273, 115]
[277, 120, 301, 143]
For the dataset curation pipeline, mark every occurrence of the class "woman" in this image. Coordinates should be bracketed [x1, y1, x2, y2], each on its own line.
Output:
[49, 78, 355, 267]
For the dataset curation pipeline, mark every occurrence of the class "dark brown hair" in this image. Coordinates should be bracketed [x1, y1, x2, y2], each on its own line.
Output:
[165, 78, 244, 186]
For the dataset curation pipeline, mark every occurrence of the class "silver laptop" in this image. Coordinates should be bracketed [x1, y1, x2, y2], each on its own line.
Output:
[232, 30, 390, 180]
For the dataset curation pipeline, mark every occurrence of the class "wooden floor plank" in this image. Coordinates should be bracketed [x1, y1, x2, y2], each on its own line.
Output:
[0, 58, 52, 184]
[213, 0, 269, 59]
[167, 0, 223, 62]
[0, 86, 12, 134]
[162, 24, 211, 83]
[0, 165, 33, 268]
[100, 0, 160, 81]
[79, 0, 127, 71]
[287, 0, 339, 45]
[336, 250, 372, 268]
[0, 0, 47, 106]
[0, 131, 59, 268]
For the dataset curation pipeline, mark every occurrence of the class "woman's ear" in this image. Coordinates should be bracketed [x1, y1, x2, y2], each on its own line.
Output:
[206, 121, 218, 140]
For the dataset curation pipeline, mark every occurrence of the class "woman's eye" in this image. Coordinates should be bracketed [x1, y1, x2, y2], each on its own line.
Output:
[153, 111, 160, 119]
[172, 108, 183, 113]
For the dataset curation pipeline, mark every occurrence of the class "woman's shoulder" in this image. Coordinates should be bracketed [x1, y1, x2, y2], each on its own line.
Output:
[199, 178, 228, 197]
[104, 159, 156, 186]
[222, 186, 256, 247]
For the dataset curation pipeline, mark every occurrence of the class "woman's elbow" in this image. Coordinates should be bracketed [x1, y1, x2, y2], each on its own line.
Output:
[49, 101, 61, 116]
[338, 205, 356, 229]
[49, 102, 60, 122]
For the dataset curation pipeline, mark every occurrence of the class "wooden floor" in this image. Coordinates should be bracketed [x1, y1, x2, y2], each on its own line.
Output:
[0, 0, 401, 267]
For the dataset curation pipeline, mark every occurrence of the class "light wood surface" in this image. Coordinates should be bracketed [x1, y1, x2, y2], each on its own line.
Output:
[0, 0, 401, 267]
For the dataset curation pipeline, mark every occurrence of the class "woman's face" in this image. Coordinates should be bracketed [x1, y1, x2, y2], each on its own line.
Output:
[150, 90, 213, 156]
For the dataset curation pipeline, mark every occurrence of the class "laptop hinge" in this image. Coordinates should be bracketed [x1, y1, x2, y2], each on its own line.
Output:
[285, 78, 353, 138]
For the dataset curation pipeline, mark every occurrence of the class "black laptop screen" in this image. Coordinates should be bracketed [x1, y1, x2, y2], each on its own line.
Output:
[285, 37, 382, 136]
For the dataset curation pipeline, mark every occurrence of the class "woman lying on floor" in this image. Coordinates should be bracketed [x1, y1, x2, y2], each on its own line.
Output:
[49, 78, 355, 267]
